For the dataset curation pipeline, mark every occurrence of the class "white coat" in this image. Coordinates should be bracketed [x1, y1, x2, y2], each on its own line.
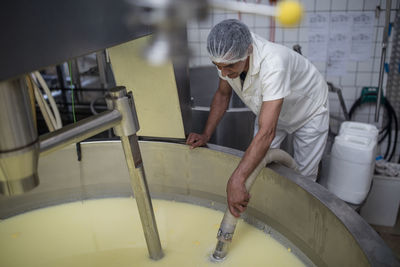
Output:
[217, 33, 329, 180]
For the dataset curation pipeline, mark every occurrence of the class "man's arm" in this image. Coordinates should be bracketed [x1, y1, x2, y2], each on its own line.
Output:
[226, 98, 283, 217]
[186, 78, 232, 148]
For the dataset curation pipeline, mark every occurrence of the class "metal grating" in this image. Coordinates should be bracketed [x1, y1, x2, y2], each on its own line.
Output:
[386, 8, 400, 120]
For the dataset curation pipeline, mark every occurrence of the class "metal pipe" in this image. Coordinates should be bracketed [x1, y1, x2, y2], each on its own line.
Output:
[121, 134, 164, 260]
[0, 78, 39, 196]
[106, 86, 163, 260]
[375, 0, 392, 122]
[40, 109, 122, 156]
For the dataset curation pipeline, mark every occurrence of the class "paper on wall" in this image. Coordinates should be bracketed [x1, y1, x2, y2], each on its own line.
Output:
[327, 12, 352, 76]
[307, 13, 329, 61]
[350, 12, 375, 61]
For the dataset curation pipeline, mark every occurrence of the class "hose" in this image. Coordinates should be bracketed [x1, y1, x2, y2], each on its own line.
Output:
[348, 94, 398, 162]
[212, 148, 298, 261]
[31, 74, 57, 132]
[33, 71, 63, 129]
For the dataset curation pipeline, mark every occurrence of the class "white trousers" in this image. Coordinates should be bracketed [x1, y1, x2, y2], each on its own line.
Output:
[255, 110, 329, 181]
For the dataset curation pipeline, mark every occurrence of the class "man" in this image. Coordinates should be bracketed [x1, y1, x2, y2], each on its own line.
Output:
[186, 19, 329, 218]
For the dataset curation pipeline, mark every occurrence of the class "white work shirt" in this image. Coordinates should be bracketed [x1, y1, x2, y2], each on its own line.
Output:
[218, 33, 328, 133]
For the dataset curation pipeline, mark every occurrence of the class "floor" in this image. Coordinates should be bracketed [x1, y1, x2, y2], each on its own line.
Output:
[371, 211, 400, 262]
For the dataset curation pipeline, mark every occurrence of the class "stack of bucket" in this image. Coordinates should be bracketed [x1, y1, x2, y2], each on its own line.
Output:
[323, 122, 378, 205]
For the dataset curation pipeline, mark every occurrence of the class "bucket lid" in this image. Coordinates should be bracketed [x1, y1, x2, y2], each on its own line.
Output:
[339, 122, 379, 139]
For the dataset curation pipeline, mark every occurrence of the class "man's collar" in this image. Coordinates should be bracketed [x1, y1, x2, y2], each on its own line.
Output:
[248, 34, 261, 76]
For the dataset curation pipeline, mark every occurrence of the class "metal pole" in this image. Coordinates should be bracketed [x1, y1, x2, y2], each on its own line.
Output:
[375, 0, 392, 122]
[120, 134, 164, 260]
[106, 86, 163, 260]
[40, 109, 122, 156]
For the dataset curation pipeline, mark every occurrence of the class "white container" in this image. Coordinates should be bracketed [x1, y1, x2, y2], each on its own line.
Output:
[360, 175, 400, 227]
[326, 134, 377, 204]
[339, 121, 379, 139]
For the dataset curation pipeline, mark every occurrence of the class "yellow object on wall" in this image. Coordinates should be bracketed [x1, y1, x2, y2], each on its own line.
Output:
[108, 35, 185, 139]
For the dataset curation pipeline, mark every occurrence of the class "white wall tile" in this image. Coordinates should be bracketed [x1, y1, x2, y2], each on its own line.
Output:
[316, 0, 331, 11]
[374, 27, 384, 42]
[255, 15, 270, 27]
[341, 73, 357, 86]
[372, 59, 381, 72]
[299, 28, 309, 42]
[200, 29, 210, 43]
[200, 43, 208, 56]
[299, 11, 311, 27]
[358, 60, 374, 72]
[187, 29, 200, 42]
[364, 0, 379, 10]
[283, 28, 299, 42]
[241, 14, 255, 27]
[356, 73, 373, 86]
[391, 10, 397, 22]
[347, 61, 358, 72]
[341, 86, 357, 100]
[348, 0, 364, 11]
[301, 0, 316, 11]
[275, 28, 284, 43]
[226, 12, 239, 20]
[331, 0, 348, 11]
[213, 13, 227, 25]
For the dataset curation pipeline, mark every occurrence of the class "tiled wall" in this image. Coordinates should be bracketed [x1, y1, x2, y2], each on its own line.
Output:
[187, 0, 400, 161]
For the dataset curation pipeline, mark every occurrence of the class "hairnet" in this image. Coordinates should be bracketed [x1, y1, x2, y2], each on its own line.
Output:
[207, 19, 253, 64]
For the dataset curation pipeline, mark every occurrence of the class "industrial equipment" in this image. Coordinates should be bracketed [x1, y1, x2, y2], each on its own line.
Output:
[0, 1, 398, 266]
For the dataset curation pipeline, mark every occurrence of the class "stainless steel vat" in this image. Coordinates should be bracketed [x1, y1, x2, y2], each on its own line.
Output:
[0, 141, 398, 266]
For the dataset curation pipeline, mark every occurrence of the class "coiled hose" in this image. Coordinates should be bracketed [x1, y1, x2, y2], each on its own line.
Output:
[348, 93, 398, 162]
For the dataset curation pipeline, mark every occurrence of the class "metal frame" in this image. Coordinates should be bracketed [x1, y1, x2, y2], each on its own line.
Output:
[0, 83, 164, 260]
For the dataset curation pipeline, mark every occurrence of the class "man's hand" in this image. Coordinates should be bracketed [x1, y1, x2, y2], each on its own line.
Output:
[226, 175, 250, 217]
[186, 133, 210, 149]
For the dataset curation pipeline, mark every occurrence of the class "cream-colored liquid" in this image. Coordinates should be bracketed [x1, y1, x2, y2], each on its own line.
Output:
[0, 198, 305, 267]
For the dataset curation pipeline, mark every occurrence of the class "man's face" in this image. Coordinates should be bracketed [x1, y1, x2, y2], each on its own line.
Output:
[213, 58, 248, 79]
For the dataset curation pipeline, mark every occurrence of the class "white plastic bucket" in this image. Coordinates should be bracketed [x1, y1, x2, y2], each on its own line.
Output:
[339, 121, 379, 139]
[326, 134, 377, 204]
